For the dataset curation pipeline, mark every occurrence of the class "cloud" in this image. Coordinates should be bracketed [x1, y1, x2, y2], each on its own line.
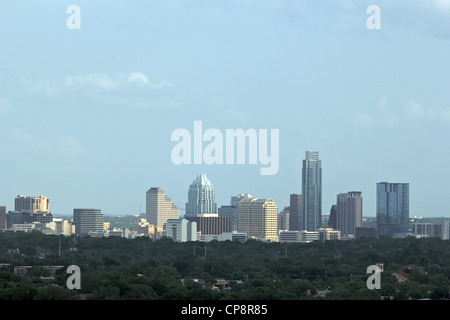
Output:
[64, 73, 119, 90]
[127, 72, 174, 88]
[10, 129, 85, 158]
[64, 72, 174, 90]
[352, 113, 373, 127]
[128, 72, 151, 86]
[0, 98, 13, 115]
[403, 100, 436, 120]
[439, 108, 450, 122]
[20, 76, 56, 95]
[434, 0, 450, 12]
[353, 98, 450, 129]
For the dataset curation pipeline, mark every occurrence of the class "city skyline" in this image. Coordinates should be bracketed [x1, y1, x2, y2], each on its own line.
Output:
[1, 1, 450, 218]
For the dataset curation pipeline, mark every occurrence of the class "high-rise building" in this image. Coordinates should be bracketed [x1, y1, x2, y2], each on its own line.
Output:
[146, 187, 179, 228]
[166, 218, 197, 242]
[278, 206, 290, 231]
[222, 194, 257, 232]
[328, 205, 337, 229]
[218, 204, 238, 232]
[185, 174, 217, 217]
[236, 197, 278, 242]
[376, 182, 410, 238]
[15, 195, 49, 213]
[289, 194, 302, 231]
[231, 194, 256, 206]
[302, 151, 322, 231]
[336, 191, 362, 236]
[186, 215, 230, 235]
[0, 206, 6, 230]
[73, 208, 103, 236]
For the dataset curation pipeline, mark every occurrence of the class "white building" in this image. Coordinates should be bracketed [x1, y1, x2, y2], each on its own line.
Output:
[279, 230, 319, 243]
[166, 218, 197, 242]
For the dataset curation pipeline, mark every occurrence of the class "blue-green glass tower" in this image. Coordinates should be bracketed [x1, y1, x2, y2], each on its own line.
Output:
[302, 151, 322, 231]
[376, 182, 410, 237]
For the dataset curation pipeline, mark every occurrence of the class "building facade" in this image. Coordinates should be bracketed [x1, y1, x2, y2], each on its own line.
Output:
[186, 214, 230, 235]
[302, 151, 322, 231]
[146, 187, 179, 228]
[185, 174, 217, 217]
[166, 218, 197, 242]
[236, 198, 278, 242]
[289, 194, 302, 231]
[73, 208, 103, 236]
[15, 195, 49, 213]
[412, 221, 449, 240]
[336, 191, 362, 236]
[318, 226, 341, 241]
[6, 211, 53, 229]
[376, 182, 410, 238]
[278, 207, 290, 231]
[0, 206, 6, 230]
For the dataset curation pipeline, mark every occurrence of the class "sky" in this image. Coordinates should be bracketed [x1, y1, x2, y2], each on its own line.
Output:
[1, 0, 450, 217]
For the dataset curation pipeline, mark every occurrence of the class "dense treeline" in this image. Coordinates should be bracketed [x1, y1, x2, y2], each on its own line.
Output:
[0, 231, 449, 300]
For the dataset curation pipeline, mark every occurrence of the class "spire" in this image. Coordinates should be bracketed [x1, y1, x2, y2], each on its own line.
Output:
[192, 173, 212, 186]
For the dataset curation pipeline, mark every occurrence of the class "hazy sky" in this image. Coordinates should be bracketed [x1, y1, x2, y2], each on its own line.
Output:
[1, 0, 450, 217]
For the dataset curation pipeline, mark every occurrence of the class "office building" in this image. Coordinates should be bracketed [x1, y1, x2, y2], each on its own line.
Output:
[328, 205, 337, 229]
[52, 218, 73, 236]
[218, 205, 235, 232]
[376, 182, 410, 238]
[0, 206, 6, 230]
[236, 197, 278, 242]
[146, 187, 179, 228]
[166, 218, 197, 242]
[278, 207, 290, 231]
[15, 195, 49, 213]
[6, 211, 53, 228]
[73, 208, 103, 236]
[336, 191, 362, 236]
[355, 227, 377, 238]
[318, 226, 341, 242]
[278, 230, 319, 243]
[186, 214, 230, 235]
[279, 230, 298, 242]
[302, 151, 322, 231]
[231, 194, 256, 206]
[412, 221, 449, 240]
[289, 194, 302, 231]
[185, 173, 217, 217]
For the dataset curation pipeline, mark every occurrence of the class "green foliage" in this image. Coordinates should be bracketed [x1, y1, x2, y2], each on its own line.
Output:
[0, 232, 449, 300]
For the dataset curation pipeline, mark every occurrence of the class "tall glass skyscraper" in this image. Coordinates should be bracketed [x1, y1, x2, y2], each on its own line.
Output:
[185, 173, 217, 217]
[302, 151, 322, 231]
[376, 182, 410, 238]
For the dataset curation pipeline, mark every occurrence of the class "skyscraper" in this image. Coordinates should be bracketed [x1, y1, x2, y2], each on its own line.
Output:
[73, 208, 103, 236]
[146, 187, 179, 228]
[0, 206, 6, 230]
[336, 191, 362, 236]
[376, 182, 410, 238]
[185, 173, 217, 217]
[236, 197, 278, 242]
[289, 194, 302, 231]
[302, 151, 322, 231]
[328, 205, 337, 229]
